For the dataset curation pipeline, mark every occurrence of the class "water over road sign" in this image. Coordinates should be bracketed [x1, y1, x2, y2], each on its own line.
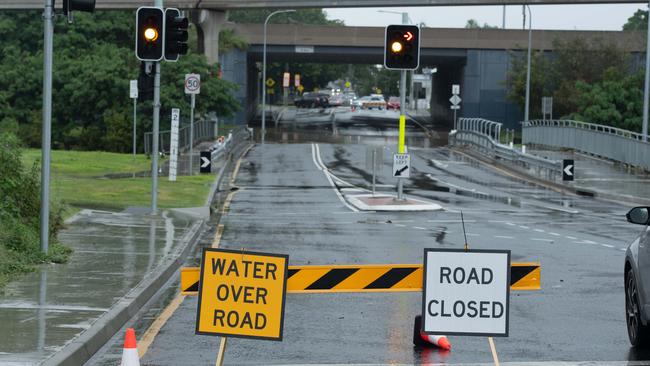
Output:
[196, 248, 289, 341]
[422, 249, 510, 337]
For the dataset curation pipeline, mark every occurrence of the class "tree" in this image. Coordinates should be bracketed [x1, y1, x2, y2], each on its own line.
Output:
[569, 68, 644, 131]
[465, 19, 498, 29]
[624, 9, 648, 31]
[505, 49, 552, 119]
[0, 10, 240, 152]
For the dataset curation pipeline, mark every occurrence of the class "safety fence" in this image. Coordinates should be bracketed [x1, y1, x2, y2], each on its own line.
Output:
[144, 119, 216, 156]
[450, 118, 562, 181]
[523, 119, 650, 171]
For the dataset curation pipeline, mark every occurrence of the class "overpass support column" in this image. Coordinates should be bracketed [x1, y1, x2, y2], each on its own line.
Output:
[191, 10, 227, 66]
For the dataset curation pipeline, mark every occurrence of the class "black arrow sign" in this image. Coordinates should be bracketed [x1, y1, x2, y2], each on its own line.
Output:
[395, 165, 408, 176]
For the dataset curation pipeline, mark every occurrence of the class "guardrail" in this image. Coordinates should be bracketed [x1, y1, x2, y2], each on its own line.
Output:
[144, 119, 216, 155]
[450, 118, 562, 181]
[523, 119, 650, 171]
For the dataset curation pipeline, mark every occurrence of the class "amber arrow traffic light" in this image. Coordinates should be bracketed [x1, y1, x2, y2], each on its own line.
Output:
[384, 24, 420, 70]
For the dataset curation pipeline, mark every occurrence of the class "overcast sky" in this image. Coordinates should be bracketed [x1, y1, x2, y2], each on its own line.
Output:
[324, 4, 646, 31]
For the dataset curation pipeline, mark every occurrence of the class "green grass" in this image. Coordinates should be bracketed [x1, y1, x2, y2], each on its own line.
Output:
[22, 149, 151, 178]
[24, 149, 216, 210]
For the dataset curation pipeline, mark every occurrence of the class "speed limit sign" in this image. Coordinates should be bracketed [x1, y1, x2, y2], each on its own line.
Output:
[185, 74, 201, 95]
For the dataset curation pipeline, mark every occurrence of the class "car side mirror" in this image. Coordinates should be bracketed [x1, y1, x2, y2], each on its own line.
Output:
[627, 207, 650, 225]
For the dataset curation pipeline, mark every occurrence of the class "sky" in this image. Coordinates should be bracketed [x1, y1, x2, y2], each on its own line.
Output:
[324, 4, 646, 31]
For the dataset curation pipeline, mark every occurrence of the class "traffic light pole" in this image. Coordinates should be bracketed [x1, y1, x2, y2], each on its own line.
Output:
[40, 0, 54, 253]
[397, 69, 406, 201]
[151, 61, 161, 214]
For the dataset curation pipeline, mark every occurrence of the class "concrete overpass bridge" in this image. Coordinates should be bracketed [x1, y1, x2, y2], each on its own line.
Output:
[2, 0, 647, 10]
[219, 24, 644, 128]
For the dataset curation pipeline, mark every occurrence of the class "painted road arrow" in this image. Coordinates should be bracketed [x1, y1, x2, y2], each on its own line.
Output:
[201, 156, 210, 168]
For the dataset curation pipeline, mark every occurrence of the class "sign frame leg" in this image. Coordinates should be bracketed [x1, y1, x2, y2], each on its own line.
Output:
[488, 337, 500, 366]
[215, 336, 228, 366]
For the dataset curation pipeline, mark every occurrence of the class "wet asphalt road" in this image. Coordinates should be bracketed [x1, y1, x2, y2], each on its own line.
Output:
[91, 118, 650, 365]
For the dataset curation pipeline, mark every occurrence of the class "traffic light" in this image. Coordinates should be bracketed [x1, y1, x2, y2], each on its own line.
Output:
[63, 0, 95, 15]
[136, 7, 164, 62]
[384, 25, 420, 70]
[164, 8, 189, 62]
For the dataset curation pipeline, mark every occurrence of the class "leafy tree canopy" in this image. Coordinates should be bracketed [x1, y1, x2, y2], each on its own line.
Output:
[0, 10, 239, 152]
[623, 8, 648, 31]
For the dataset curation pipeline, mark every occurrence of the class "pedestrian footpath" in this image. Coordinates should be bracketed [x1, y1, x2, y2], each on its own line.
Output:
[0, 209, 202, 366]
[527, 148, 650, 204]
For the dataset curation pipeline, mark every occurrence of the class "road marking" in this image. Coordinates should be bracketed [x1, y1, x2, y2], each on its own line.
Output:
[312, 144, 359, 212]
[395, 224, 406, 227]
[548, 232, 561, 236]
[519, 225, 530, 229]
[565, 236, 577, 240]
[621, 248, 627, 252]
[427, 219, 476, 223]
[533, 229, 545, 233]
[413, 226, 426, 230]
[466, 233, 479, 237]
[494, 235, 515, 239]
[601, 244, 615, 248]
[505, 222, 516, 226]
[140, 143, 252, 358]
[138, 293, 185, 358]
[531, 238, 553, 242]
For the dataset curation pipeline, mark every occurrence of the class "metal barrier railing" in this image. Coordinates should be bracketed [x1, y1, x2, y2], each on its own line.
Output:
[451, 118, 561, 180]
[144, 119, 216, 155]
[523, 119, 650, 171]
[455, 118, 502, 143]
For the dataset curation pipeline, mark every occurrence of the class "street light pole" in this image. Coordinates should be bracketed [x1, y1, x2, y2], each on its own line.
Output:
[524, 5, 532, 122]
[262, 9, 295, 144]
[642, 0, 650, 142]
[40, 0, 54, 253]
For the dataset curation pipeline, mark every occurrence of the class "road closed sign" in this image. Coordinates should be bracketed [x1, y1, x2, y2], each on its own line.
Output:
[196, 248, 289, 341]
[422, 249, 510, 337]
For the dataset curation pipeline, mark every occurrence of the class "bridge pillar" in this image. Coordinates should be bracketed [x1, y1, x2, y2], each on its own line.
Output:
[191, 10, 227, 65]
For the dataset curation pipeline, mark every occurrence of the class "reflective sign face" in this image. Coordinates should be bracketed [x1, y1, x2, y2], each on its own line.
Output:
[196, 248, 289, 340]
[422, 249, 510, 337]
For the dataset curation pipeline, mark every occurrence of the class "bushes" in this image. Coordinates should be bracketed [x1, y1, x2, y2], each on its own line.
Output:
[0, 132, 70, 288]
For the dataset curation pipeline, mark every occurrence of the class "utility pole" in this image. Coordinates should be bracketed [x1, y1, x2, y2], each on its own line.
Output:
[642, 0, 650, 141]
[40, 0, 54, 253]
[150, 0, 164, 214]
[397, 11, 409, 201]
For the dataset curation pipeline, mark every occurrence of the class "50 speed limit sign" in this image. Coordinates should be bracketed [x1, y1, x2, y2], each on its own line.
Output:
[185, 74, 201, 95]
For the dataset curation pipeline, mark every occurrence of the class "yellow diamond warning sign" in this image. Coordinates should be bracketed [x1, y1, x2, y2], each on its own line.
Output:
[195, 248, 289, 341]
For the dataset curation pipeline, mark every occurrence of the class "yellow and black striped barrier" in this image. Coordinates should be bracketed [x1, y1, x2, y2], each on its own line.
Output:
[181, 262, 540, 295]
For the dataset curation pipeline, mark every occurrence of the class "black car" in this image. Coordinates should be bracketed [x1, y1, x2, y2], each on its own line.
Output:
[294, 92, 329, 108]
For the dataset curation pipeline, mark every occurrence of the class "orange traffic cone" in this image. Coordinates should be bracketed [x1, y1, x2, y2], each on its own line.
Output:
[412, 315, 452, 350]
[420, 333, 452, 350]
[120, 328, 140, 366]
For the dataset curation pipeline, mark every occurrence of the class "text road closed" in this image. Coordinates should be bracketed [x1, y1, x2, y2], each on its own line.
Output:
[422, 249, 510, 336]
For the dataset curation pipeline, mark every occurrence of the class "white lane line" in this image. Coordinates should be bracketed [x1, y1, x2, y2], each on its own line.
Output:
[574, 241, 597, 245]
[466, 233, 479, 237]
[621, 248, 627, 252]
[565, 236, 577, 240]
[505, 222, 516, 226]
[395, 224, 406, 227]
[533, 229, 545, 233]
[583, 239, 597, 244]
[495, 235, 515, 239]
[548, 232, 561, 236]
[427, 219, 476, 223]
[531, 238, 554, 242]
[519, 225, 530, 229]
[311, 144, 359, 213]
[601, 244, 615, 248]
[413, 226, 427, 230]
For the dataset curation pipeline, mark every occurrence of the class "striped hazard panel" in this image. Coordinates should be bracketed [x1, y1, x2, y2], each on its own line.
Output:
[180, 262, 540, 295]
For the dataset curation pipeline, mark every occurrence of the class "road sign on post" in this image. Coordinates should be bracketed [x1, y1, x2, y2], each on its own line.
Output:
[184, 74, 201, 95]
[563, 159, 574, 181]
[393, 153, 410, 178]
[168, 109, 180, 181]
[195, 248, 289, 340]
[200, 151, 211, 173]
[130, 80, 139, 99]
[422, 249, 511, 337]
